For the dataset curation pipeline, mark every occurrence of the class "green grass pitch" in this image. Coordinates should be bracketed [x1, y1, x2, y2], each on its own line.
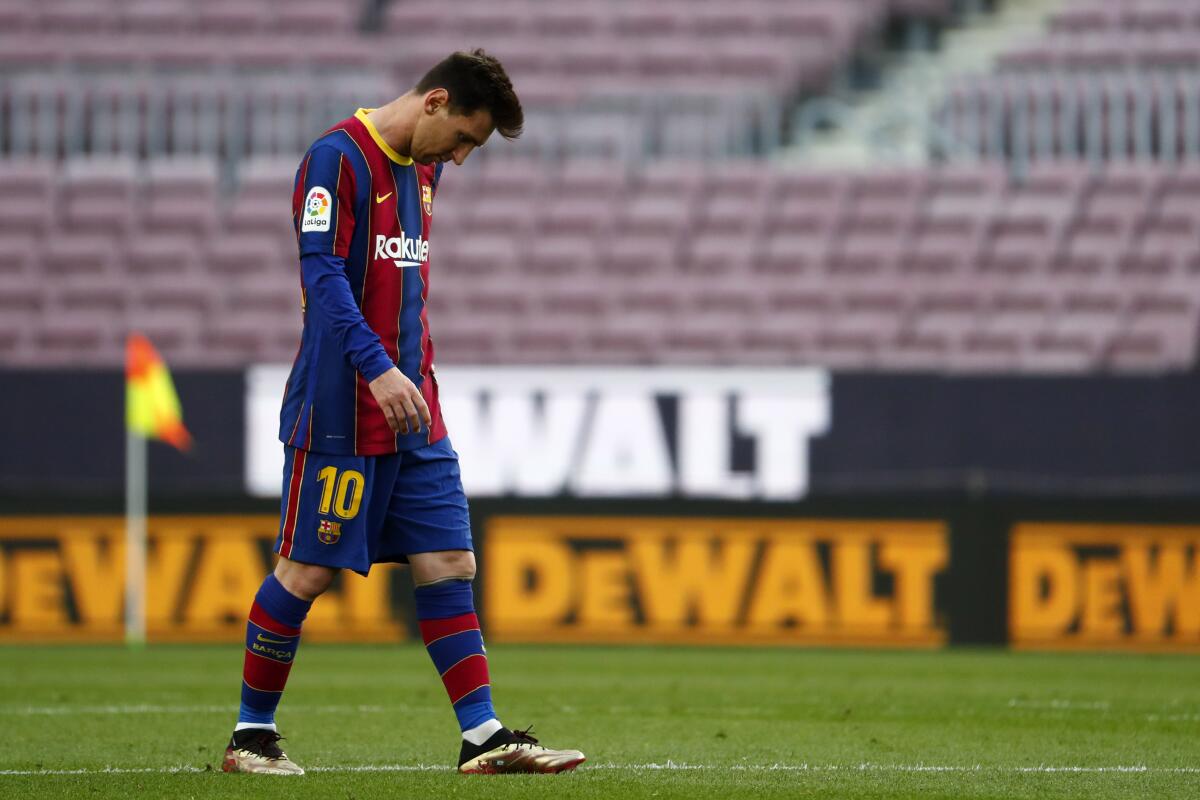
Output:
[2, 644, 1198, 799]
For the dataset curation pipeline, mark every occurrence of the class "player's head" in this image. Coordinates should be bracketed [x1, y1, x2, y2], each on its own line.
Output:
[410, 49, 523, 166]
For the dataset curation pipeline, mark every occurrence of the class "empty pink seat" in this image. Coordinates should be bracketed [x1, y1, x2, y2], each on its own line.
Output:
[949, 331, 1022, 373]
[684, 230, 757, 276]
[119, 0, 192, 34]
[34, 313, 122, 366]
[201, 317, 273, 364]
[619, 195, 694, 237]
[62, 157, 139, 233]
[48, 274, 130, 315]
[128, 308, 204, 362]
[0, 160, 55, 233]
[443, 235, 521, 281]
[540, 195, 615, 236]
[226, 172, 297, 248]
[901, 229, 975, 279]
[508, 316, 586, 364]
[0, 271, 47, 320]
[477, 158, 546, 200]
[882, 330, 952, 372]
[145, 157, 220, 234]
[756, 231, 826, 277]
[203, 234, 287, 280]
[133, 273, 221, 314]
[275, 0, 357, 33]
[123, 234, 201, 277]
[1019, 331, 1102, 373]
[525, 235, 596, 278]
[43, 234, 118, 277]
[605, 234, 679, 282]
[467, 199, 534, 236]
[0, 233, 39, 278]
[660, 313, 742, 364]
[739, 318, 805, 365]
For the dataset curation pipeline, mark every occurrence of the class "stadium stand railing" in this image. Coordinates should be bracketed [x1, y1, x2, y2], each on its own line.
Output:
[0, 0, 935, 162]
[930, 0, 1200, 166]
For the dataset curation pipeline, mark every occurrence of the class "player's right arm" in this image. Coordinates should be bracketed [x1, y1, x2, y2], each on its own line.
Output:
[295, 144, 430, 435]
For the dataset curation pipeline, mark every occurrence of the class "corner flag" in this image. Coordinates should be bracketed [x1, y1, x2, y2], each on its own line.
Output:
[126, 333, 192, 451]
[124, 333, 191, 646]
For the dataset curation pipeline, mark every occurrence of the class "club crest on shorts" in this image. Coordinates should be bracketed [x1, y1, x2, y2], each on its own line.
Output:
[317, 519, 342, 545]
[421, 184, 433, 216]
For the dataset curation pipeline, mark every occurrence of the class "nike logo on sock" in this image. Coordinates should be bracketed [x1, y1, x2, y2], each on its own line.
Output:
[256, 633, 291, 644]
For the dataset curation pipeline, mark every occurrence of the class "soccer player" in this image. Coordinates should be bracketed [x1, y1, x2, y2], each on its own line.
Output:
[221, 50, 585, 777]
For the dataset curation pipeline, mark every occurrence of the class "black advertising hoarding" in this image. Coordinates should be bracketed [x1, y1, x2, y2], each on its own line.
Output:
[5, 366, 1200, 501]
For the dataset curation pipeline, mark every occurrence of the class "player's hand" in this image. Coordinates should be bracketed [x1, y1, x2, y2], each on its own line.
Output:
[367, 368, 432, 435]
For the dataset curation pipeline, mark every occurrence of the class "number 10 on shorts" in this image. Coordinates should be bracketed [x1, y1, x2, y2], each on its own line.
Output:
[316, 467, 365, 520]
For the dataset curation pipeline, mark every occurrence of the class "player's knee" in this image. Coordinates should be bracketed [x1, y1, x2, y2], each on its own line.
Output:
[412, 549, 476, 585]
[436, 549, 476, 581]
[273, 558, 337, 601]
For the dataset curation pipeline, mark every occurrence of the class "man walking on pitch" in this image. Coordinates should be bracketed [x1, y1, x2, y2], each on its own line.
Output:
[222, 50, 584, 777]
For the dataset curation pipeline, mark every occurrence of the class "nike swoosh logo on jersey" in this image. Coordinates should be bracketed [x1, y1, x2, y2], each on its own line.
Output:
[376, 192, 393, 203]
[256, 633, 290, 644]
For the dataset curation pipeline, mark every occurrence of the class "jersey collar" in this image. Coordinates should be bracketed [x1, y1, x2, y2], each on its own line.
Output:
[355, 108, 413, 166]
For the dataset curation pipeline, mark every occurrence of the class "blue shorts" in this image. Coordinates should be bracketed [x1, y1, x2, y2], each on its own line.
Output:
[274, 437, 473, 576]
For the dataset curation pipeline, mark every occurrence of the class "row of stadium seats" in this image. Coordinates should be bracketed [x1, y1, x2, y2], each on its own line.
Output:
[1, 157, 1197, 373]
[1049, 0, 1200, 33]
[998, 31, 1200, 71]
[0, 32, 847, 92]
[1000, 0, 1200, 70]
[8, 153, 1200, 242]
[0, 0, 951, 164]
[0, 0, 360, 35]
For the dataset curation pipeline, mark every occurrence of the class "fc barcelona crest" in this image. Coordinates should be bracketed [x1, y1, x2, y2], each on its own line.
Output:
[317, 519, 342, 545]
[421, 184, 433, 216]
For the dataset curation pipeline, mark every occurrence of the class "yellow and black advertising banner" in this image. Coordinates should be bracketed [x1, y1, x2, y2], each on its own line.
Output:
[22, 511, 1200, 650]
[1011, 523, 1200, 652]
[483, 516, 949, 647]
[0, 516, 406, 643]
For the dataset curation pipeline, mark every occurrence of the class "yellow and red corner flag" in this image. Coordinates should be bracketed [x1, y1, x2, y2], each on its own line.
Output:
[126, 333, 192, 451]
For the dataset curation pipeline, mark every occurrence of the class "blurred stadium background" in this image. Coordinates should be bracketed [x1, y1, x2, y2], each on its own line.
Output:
[3, 0, 1200, 714]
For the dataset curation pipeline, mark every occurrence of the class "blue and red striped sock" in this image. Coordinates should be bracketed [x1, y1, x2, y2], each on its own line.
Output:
[415, 580, 497, 733]
[237, 574, 312, 728]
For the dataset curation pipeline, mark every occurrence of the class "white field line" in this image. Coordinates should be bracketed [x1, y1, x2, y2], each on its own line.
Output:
[3, 762, 1200, 777]
[0, 704, 393, 716]
[1007, 699, 1112, 712]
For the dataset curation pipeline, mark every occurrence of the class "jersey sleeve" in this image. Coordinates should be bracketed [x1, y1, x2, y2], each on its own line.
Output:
[302, 252, 395, 383]
[294, 144, 357, 258]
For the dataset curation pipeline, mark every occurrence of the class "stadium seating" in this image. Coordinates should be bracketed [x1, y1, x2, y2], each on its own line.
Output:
[0, 0, 940, 162]
[935, 0, 1200, 162]
[3, 155, 1198, 373]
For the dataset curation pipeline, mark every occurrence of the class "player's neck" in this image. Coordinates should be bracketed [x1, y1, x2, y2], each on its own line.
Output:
[364, 97, 417, 160]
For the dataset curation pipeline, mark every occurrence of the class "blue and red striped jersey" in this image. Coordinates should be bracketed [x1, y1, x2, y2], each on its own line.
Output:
[279, 108, 448, 456]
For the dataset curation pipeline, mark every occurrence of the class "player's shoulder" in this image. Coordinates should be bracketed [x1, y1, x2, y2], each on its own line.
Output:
[300, 131, 368, 190]
[304, 132, 356, 164]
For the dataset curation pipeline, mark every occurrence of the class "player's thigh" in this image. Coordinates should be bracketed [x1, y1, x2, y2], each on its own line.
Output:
[377, 437, 474, 565]
[275, 445, 397, 575]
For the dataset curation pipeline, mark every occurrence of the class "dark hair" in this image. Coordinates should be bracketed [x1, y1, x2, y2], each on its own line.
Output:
[415, 49, 523, 140]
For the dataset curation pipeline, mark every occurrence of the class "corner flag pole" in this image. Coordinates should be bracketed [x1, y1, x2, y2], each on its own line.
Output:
[125, 417, 148, 648]
[124, 333, 193, 649]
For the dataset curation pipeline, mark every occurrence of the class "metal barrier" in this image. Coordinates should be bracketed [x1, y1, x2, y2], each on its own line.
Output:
[0, 72, 786, 164]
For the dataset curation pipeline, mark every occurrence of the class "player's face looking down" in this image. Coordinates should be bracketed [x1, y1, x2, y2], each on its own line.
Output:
[414, 88, 494, 166]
